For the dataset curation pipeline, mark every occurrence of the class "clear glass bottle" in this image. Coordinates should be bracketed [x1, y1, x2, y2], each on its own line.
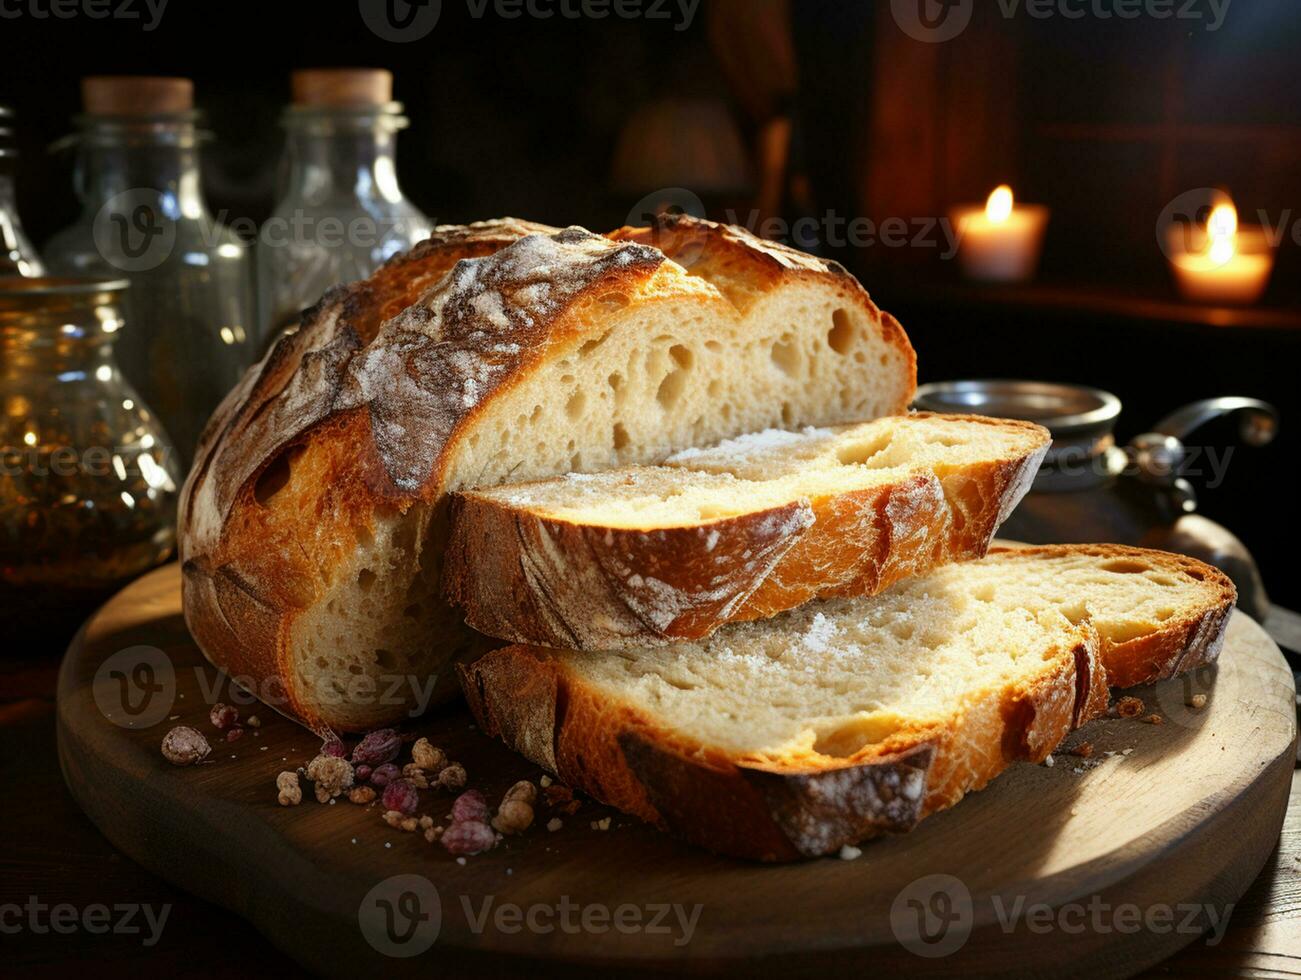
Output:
[0, 277, 181, 625]
[256, 69, 430, 344]
[43, 77, 255, 467]
[0, 106, 45, 277]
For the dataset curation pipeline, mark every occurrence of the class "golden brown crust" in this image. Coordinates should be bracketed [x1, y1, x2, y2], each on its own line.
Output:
[444, 496, 817, 649]
[460, 635, 1098, 861]
[179, 217, 915, 734]
[458, 544, 1235, 861]
[180, 220, 566, 733]
[443, 415, 1050, 649]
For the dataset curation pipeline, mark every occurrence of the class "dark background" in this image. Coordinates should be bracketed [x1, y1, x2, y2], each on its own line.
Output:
[2, 0, 1298, 599]
[2, 6, 1301, 976]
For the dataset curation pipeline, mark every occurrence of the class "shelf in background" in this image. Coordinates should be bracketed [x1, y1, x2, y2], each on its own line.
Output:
[877, 278, 1301, 332]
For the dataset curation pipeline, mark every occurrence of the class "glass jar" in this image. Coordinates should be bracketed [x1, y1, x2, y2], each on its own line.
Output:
[256, 70, 430, 345]
[0, 106, 45, 277]
[43, 87, 255, 468]
[0, 277, 181, 624]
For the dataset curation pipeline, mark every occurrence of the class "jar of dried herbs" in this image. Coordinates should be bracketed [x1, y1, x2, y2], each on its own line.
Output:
[0, 277, 181, 625]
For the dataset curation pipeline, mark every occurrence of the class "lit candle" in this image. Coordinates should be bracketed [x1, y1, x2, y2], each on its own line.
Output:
[1167, 200, 1274, 306]
[950, 185, 1050, 283]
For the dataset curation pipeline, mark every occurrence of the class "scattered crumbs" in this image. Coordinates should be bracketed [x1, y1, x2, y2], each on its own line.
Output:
[839, 844, 862, 861]
[457, 857, 467, 866]
[260, 746, 268, 751]
[1141, 714, 1164, 725]
[597, 817, 611, 831]
[1068, 742, 1093, 759]
[351, 838, 358, 844]
[168, 715, 179, 721]
[328, 798, 336, 805]
[384, 842, 392, 849]
[547, 818, 563, 832]
[1122, 748, 1134, 756]
[1069, 806, 1081, 817]
[1072, 767, 1084, 775]
[1114, 696, 1145, 718]
[506, 868, 513, 876]
[1043, 754, 1055, 768]
[540, 775, 553, 788]
[1187, 693, 1208, 710]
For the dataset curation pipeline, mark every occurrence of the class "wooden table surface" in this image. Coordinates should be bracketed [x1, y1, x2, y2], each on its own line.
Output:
[4, 622, 1300, 979]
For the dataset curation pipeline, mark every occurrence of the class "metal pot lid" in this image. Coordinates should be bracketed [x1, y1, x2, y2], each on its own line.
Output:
[913, 380, 1121, 437]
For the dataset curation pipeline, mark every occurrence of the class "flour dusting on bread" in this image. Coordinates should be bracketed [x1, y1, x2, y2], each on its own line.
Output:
[338, 228, 664, 491]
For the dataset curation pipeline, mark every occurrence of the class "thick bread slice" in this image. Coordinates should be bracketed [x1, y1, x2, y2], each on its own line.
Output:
[459, 545, 1235, 861]
[179, 216, 916, 733]
[443, 413, 1050, 649]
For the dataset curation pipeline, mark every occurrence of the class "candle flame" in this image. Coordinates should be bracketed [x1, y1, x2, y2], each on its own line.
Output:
[986, 185, 1014, 223]
[1207, 202, 1238, 266]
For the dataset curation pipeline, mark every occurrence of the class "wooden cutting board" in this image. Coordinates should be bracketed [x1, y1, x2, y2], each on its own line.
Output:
[56, 564, 1296, 979]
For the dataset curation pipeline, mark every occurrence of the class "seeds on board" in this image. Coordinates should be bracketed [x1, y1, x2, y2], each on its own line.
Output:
[1114, 696, 1145, 718]
[162, 726, 211, 766]
[276, 771, 302, 806]
[250, 730, 561, 859]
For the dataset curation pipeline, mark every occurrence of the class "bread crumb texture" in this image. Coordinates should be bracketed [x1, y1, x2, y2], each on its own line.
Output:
[560, 547, 1227, 764]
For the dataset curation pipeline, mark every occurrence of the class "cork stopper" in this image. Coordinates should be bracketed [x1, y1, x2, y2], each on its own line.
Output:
[291, 69, 393, 108]
[82, 76, 194, 116]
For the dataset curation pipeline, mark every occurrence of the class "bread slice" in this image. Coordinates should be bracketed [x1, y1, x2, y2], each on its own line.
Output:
[459, 545, 1236, 861]
[179, 216, 916, 733]
[443, 413, 1050, 649]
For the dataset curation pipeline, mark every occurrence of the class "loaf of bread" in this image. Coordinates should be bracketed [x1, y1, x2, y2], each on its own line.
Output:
[460, 545, 1236, 861]
[179, 216, 917, 734]
[444, 413, 1050, 649]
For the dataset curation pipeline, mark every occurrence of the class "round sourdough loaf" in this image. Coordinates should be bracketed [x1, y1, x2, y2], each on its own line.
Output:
[178, 216, 916, 734]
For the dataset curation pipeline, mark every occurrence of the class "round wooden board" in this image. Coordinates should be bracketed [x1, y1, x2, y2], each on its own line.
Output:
[57, 564, 1296, 979]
